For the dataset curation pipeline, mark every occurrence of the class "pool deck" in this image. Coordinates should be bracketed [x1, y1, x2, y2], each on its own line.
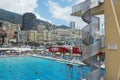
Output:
[0, 54, 31, 58]
[31, 54, 105, 69]
[31, 54, 85, 65]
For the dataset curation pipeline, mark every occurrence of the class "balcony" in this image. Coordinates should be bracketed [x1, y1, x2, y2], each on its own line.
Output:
[71, 0, 104, 16]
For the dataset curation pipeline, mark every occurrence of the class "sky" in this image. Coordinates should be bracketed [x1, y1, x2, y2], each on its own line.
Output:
[0, 0, 104, 29]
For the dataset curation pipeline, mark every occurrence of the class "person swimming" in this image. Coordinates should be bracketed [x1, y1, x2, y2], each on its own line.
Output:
[35, 72, 38, 75]
[9, 65, 11, 68]
[35, 71, 42, 75]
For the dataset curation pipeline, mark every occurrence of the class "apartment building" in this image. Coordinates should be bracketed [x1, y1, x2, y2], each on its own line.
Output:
[27, 30, 37, 43]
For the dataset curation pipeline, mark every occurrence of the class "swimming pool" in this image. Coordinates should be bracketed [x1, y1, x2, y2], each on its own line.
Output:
[0, 56, 104, 80]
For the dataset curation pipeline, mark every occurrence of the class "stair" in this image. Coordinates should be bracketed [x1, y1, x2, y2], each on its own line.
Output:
[78, 0, 104, 80]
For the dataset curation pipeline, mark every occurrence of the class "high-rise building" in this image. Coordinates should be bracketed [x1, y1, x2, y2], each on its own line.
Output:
[0, 22, 2, 27]
[22, 13, 37, 30]
[70, 21, 75, 29]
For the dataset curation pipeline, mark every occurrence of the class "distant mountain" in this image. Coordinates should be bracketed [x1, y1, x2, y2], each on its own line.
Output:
[0, 8, 50, 25]
[0, 8, 22, 24]
[56, 25, 70, 29]
[0, 8, 69, 29]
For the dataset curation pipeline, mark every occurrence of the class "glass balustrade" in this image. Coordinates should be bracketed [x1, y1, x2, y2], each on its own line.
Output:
[72, 0, 104, 14]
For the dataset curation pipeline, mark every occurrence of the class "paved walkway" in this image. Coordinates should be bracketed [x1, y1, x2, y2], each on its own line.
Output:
[32, 54, 86, 65]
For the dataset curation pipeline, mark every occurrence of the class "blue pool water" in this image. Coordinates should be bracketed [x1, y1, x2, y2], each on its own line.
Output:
[0, 56, 105, 80]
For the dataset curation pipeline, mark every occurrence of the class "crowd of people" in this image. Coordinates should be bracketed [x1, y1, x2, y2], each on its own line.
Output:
[0, 50, 32, 57]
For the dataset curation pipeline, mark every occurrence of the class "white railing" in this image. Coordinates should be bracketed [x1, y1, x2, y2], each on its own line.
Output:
[86, 68, 100, 80]
[71, 0, 104, 79]
[72, 1, 85, 14]
[80, 0, 102, 80]
[82, 41, 100, 60]
[100, 35, 105, 48]
[99, 0, 104, 3]
[72, 0, 104, 14]
[90, 0, 99, 9]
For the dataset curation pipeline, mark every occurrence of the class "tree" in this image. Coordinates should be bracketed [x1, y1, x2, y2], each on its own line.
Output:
[56, 42, 64, 45]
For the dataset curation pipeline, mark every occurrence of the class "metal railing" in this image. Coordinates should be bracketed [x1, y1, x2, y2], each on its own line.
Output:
[71, 0, 105, 79]
[82, 41, 100, 60]
[74, 0, 104, 80]
[85, 68, 101, 80]
[72, 0, 104, 14]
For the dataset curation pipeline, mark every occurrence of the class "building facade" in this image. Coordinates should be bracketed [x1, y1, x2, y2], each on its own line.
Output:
[27, 30, 37, 43]
[1, 21, 11, 30]
[56, 29, 72, 40]
[18, 31, 27, 43]
[70, 21, 75, 29]
[0, 29, 6, 45]
[6, 29, 14, 39]
[0, 22, 2, 27]
[22, 13, 37, 30]
[36, 32, 44, 42]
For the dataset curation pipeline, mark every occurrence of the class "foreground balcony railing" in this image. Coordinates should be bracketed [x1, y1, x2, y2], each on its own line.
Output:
[72, 0, 104, 15]
[81, 41, 100, 60]
[84, 68, 100, 80]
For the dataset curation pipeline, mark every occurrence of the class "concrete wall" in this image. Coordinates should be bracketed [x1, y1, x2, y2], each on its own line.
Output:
[104, 0, 120, 80]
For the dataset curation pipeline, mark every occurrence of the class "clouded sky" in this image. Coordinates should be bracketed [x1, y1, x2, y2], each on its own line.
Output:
[0, 0, 104, 29]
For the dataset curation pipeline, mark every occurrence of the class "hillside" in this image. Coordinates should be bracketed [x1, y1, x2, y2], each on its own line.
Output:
[0, 8, 22, 24]
[0, 8, 69, 29]
[57, 25, 70, 29]
[0, 8, 50, 25]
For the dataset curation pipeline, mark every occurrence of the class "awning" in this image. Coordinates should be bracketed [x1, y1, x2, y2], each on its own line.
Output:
[56, 52, 60, 55]
[65, 53, 70, 55]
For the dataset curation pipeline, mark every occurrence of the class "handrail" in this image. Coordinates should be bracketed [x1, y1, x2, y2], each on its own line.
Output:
[71, 0, 104, 79]
[72, 0, 104, 14]
[82, 41, 100, 60]
[76, 0, 103, 80]
[86, 68, 100, 80]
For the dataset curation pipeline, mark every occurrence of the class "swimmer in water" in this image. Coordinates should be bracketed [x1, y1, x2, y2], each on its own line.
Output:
[35, 72, 38, 75]
[9, 65, 11, 68]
